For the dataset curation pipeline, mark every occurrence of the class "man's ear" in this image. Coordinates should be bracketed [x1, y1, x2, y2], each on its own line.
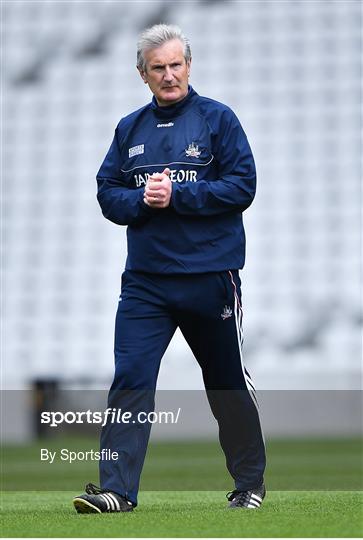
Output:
[187, 58, 192, 77]
[137, 67, 148, 84]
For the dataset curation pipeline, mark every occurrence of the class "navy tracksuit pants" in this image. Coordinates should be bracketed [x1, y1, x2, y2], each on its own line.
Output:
[100, 270, 265, 504]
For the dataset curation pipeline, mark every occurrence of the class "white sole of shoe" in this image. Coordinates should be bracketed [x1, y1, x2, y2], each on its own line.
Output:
[73, 497, 102, 514]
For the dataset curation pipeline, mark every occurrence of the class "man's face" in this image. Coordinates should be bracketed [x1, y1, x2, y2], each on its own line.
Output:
[138, 39, 191, 107]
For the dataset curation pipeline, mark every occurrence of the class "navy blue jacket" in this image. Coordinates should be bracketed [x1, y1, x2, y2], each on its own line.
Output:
[97, 86, 256, 273]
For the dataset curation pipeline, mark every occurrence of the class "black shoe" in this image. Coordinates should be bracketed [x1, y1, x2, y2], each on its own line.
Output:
[226, 483, 266, 509]
[73, 483, 134, 513]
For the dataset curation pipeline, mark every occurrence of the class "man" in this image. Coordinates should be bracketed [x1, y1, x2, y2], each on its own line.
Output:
[73, 24, 266, 514]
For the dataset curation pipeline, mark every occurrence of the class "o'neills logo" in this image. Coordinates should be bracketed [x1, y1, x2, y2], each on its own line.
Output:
[134, 169, 197, 187]
[157, 122, 174, 128]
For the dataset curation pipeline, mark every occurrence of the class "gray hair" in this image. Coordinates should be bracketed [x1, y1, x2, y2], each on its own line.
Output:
[137, 24, 191, 72]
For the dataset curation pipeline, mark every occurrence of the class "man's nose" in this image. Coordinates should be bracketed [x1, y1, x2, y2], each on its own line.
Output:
[163, 66, 174, 82]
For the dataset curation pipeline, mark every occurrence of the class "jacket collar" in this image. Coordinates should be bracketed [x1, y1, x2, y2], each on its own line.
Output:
[150, 86, 197, 118]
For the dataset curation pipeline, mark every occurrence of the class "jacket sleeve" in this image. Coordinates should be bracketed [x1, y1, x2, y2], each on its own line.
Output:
[96, 125, 154, 226]
[170, 110, 256, 216]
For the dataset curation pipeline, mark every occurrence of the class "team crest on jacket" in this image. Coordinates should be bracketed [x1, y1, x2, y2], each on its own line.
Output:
[185, 142, 201, 158]
[221, 305, 233, 320]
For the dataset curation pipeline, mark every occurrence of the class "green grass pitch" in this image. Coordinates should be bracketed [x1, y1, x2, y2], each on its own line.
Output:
[1, 438, 362, 537]
[1, 490, 362, 537]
